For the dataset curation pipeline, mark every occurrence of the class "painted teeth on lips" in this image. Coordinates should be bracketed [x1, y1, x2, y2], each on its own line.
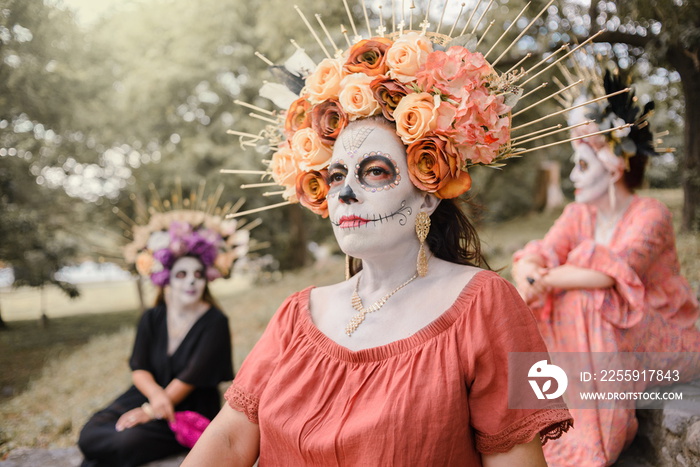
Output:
[338, 215, 369, 229]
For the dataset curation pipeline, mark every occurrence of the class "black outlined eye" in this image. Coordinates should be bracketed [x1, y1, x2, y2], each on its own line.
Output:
[357, 154, 399, 189]
[194, 270, 204, 279]
[579, 160, 588, 171]
[175, 270, 186, 279]
[328, 170, 346, 185]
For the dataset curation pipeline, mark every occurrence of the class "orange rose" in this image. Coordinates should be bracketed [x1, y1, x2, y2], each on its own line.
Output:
[135, 251, 154, 276]
[370, 78, 409, 121]
[393, 92, 440, 144]
[291, 127, 332, 171]
[386, 32, 433, 83]
[338, 73, 381, 120]
[311, 99, 348, 145]
[270, 145, 301, 200]
[306, 58, 344, 104]
[295, 169, 330, 217]
[344, 37, 393, 76]
[406, 136, 472, 199]
[284, 97, 312, 134]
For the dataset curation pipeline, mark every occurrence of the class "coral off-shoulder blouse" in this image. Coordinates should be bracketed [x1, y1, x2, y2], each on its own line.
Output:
[225, 270, 572, 466]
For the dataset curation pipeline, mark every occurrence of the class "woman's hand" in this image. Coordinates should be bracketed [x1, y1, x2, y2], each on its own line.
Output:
[115, 407, 151, 432]
[149, 390, 175, 422]
[512, 258, 549, 304]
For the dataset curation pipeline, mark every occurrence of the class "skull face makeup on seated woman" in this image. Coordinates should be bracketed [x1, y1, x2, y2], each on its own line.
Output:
[78, 193, 250, 467]
[179, 2, 610, 464]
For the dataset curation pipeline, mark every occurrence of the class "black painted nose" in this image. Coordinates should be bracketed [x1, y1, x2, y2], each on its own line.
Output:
[338, 185, 357, 204]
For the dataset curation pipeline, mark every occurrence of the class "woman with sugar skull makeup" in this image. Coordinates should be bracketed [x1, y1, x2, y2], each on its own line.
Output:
[512, 66, 700, 466]
[181, 3, 590, 464]
[78, 201, 248, 466]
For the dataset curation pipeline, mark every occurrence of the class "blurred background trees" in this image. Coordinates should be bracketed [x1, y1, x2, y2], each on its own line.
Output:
[0, 0, 697, 310]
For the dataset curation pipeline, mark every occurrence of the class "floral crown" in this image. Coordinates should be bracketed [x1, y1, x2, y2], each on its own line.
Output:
[559, 52, 665, 172]
[121, 184, 253, 287]
[225, 1, 625, 218]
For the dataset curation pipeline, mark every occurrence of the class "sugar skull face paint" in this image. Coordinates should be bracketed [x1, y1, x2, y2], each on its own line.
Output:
[570, 142, 611, 204]
[328, 120, 425, 259]
[168, 256, 206, 307]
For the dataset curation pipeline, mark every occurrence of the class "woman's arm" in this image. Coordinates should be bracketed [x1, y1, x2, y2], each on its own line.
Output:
[132, 369, 194, 422]
[182, 404, 260, 466]
[540, 264, 615, 291]
[482, 437, 547, 467]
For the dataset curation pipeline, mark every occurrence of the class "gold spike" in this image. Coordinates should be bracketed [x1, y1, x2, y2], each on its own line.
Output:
[409, 0, 416, 30]
[511, 123, 562, 141]
[515, 81, 547, 101]
[227, 130, 263, 140]
[112, 207, 137, 226]
[514, 120, 594, 146]
[512, 79, 583, 117]
[518, 44, 568, 81]
[241, 182, 279, 189]
[475, 20, 494, 48]
[361, 0, 371, 37]
[511, 88, 630, 131]
[513, 124, 633, 155]
[295, 5, 332, 59]
[423, 0, 434, 31]
[342, 0, 359, 38]
[240, 218, 263, 231]
[228, 198, 247, 215]
[655, 130, 670, 137]
[315, 14, 341, 54]
[448, 3, 466, 37]
[196, 181, 206, 213]
[484, 2, 530, 59]
[520, 30, 606, 86]
[220, 169, 268, 175]
[470, 0, 494, 35]
[435, 0, 450, 34]
[233, 100, 275, 116]
[461, 0, 483, 36]
[226, 201, 293, 218]
[392, 0, 396, 33]
[655, 148, 675, 153]
[175, 178, 183, 210]
[254, 51, 274, 67]
[249, 112, 279, 124]
[263, 190, 287, 197]
[340, 24, 352, 47]
[504, 53, 531, 76]
[492, 0, 554, 66]
[148, 183, 164, 212]
[377, 5, 385, 36]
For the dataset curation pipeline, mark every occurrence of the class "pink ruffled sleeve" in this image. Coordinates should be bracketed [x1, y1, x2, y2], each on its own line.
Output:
[224, 290, 304, 423]
[513, 204, 583, 268]
[462, 273, 573, 454]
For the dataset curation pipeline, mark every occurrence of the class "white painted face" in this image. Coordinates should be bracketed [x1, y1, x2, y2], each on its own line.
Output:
[569, 142, 611, 204]
[327, 120, 425, 259]
[168, 256, 207, 307]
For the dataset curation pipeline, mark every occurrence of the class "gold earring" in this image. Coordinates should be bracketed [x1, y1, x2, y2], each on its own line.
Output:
[415, 212, 431, 277]
[345, 254, 351, 281]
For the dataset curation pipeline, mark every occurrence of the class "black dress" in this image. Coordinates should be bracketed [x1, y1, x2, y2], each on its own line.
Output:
[78, 305, 234, 467]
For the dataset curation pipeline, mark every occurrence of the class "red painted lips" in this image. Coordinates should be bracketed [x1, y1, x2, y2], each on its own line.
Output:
[337, 215, 369, 229]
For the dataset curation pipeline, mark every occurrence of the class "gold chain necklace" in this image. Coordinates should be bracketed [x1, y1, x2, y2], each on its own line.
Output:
[345, 272, 418, 336]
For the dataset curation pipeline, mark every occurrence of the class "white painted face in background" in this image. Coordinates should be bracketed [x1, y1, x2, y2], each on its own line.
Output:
[327, 120, 425, 259]
[569, 142, 611, 204]
[168, 256, 207, 307]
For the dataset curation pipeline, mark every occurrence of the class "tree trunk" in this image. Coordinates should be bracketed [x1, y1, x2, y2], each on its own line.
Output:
[288, 204, 308, 269]
[667, 46, 700, 232]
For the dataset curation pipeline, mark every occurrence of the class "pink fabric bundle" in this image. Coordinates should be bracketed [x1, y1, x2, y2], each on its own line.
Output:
[168, 411, 211, 448]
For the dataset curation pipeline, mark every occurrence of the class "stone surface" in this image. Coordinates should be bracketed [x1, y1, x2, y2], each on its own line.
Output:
[686, 420, 700, 456]
[0, 447, 186, 467]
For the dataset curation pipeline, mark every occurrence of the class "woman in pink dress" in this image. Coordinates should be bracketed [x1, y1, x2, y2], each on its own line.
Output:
[182, 4, 578, 464]
[512, 70, 700, 466]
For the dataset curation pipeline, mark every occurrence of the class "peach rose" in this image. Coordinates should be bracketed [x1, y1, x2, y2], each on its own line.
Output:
[344, 37, 393, 76]
[306, 58, 345, 104]
[311, 99, 348, 145]
[284, 97, 312, 135]
[270, 145, 301, 199]
[370, 78, 409, 121]
[406, 136, 472, 199]
[135, 251, 154, 276]
[386, 32, 433, 83]
[338, 73, 381, 120]
[416, 46, 491, 99]
[291, 127, 332, 171]
[295, 169, 330, 217]
[393, 92, 440, 144]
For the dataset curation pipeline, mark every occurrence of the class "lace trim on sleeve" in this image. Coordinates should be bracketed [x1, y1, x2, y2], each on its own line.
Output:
[476, 407, 573, 454]
[224, 383, 260, 424]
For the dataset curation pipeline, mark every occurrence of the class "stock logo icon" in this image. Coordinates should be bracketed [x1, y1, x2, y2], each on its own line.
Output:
[528, 360, 568, 400]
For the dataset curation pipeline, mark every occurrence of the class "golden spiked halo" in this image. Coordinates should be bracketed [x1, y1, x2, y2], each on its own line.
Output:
[112, 181, 265, 286]
[223, 0, 632, 219]
[553, 49, 673, 168]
